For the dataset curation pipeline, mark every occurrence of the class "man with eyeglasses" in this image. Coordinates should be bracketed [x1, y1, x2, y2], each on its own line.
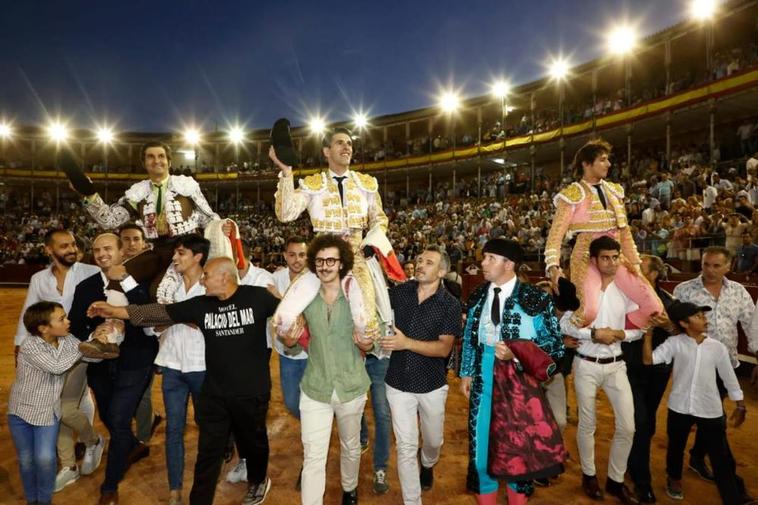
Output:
[278, 234, 374, 505]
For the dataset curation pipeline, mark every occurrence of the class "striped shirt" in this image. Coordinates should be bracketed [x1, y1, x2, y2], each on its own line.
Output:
[8, 335, 82, 426]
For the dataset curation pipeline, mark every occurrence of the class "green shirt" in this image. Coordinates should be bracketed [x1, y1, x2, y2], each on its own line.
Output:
[299, 290, 370, 403]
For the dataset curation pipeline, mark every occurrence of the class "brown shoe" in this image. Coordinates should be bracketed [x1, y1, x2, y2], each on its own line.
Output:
[79, 340, 120, 360]
[98, 490, 118, 504]
[582, 474, 604, 500]
[127, 442, 150, 466]
[606, 479, 639, 505]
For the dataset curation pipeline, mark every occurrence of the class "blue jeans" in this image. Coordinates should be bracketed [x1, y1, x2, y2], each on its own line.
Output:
[8, 414, 60, 504]
[279, 355, 308, 419]
[360, 355, 390, 471]
[162, 367, 206, 490]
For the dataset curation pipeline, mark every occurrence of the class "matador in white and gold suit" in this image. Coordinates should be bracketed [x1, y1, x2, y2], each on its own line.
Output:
[271, 128, 403, 343]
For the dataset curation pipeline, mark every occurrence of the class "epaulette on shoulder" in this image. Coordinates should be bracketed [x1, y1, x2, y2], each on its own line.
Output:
[352, 171, 379, 192]
[553, 182, 585, 206]
[518, 283, 551, 317]
[299, 173, 326, 193]
[604, 180, 625, 198]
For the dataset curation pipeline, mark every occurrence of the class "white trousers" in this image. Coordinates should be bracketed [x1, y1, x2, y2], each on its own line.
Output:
[300, 390, 367, 505]
[573, 357, 635, 482]
[543, 372, 567, 432]
[386, 384, 449, 505]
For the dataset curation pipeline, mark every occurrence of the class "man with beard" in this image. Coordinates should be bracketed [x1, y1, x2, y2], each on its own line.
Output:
[12, 229, 105, 493]
[278, 234, 374, 505]
[14, 229, 100, 352]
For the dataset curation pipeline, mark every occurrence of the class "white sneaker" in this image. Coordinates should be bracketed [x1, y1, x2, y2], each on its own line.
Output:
[226, 458, 248, 483]
[81, 435, 105, 475]
[54, 465, 80, 492]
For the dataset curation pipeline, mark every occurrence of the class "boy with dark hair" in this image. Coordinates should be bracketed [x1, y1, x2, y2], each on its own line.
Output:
[9, 301, 85, 505]
[643, 302, 748, 504]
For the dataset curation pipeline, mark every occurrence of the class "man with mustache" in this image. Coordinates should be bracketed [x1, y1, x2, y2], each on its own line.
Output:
[12, 229, 104, 493]
[278, 234, 374, 505]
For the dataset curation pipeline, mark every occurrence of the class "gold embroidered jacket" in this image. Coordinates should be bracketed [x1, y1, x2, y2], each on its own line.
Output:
[544, 180, 640, 271]
[275, 170, 388, 237]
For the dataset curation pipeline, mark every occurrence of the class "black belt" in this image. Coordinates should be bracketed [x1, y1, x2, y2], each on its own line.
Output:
[578, 353, 624, 364]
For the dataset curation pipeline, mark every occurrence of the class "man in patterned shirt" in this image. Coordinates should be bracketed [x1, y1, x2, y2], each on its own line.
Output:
[381, 245, 462, 504]
[672, 246, 756, 491]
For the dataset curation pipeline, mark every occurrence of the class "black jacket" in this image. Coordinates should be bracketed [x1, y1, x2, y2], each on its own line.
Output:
[69, 272, 157, 372]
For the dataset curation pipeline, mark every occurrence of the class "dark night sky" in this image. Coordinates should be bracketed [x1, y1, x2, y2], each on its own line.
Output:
[0, 1, 687, 132]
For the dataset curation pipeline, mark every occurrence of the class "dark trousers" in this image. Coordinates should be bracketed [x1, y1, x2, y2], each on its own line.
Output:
[626, 364, 671, 489]
[88, 365, 154, 493]
[189, 392, 270, 505]
[667, 409, 742, 505]
[228, 350, 272, 463]
[689, 375, 746, 499]
[690, 374, 727, 461]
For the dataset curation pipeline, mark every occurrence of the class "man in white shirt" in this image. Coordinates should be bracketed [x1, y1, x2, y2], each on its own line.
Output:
[154, 234, 209, 505]
[257, 237, 310, 490]
[643, 302, 748, 504]
[271, 237, 309, 419]
[15, 229, 100, 350]
[641, 199, 659, 227]
[561, 236, 644, 505]
[703, 183, 719, 212]
[673, 246, 757, 485]
[14, 229, 104, 493]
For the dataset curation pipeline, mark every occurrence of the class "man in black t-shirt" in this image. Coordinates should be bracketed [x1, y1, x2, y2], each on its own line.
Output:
[89, 257, 278, 505]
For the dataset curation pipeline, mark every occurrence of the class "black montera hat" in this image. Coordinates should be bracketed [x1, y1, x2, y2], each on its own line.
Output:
[270, 118, 299, 168]
[482, 238, 523, 263]
[553, 277, 580, 312]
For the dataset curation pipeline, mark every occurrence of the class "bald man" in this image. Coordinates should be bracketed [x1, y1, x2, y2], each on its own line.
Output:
[89, 257, 280, 505]
[67, 233, 155, 505]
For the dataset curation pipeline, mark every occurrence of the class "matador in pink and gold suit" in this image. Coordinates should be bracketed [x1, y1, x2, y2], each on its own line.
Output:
[544, 178, 662, 328]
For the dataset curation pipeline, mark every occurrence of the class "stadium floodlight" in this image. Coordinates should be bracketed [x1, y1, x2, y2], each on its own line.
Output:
[0, 122, 12, 139]
[308, 117, 326, 136]
[548, 58, 570, 81]
[491, 80, 510, 99]
[607, 25, 638, 56]
[228, 125, 245, 145]
[353, 112, 369, 130]
[96, 126, 115, 145]
[47, 121, 69, 144]
[439, 91, 461, 113]
[691, 0, 717, 21]
[183, 127, 201, 146]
